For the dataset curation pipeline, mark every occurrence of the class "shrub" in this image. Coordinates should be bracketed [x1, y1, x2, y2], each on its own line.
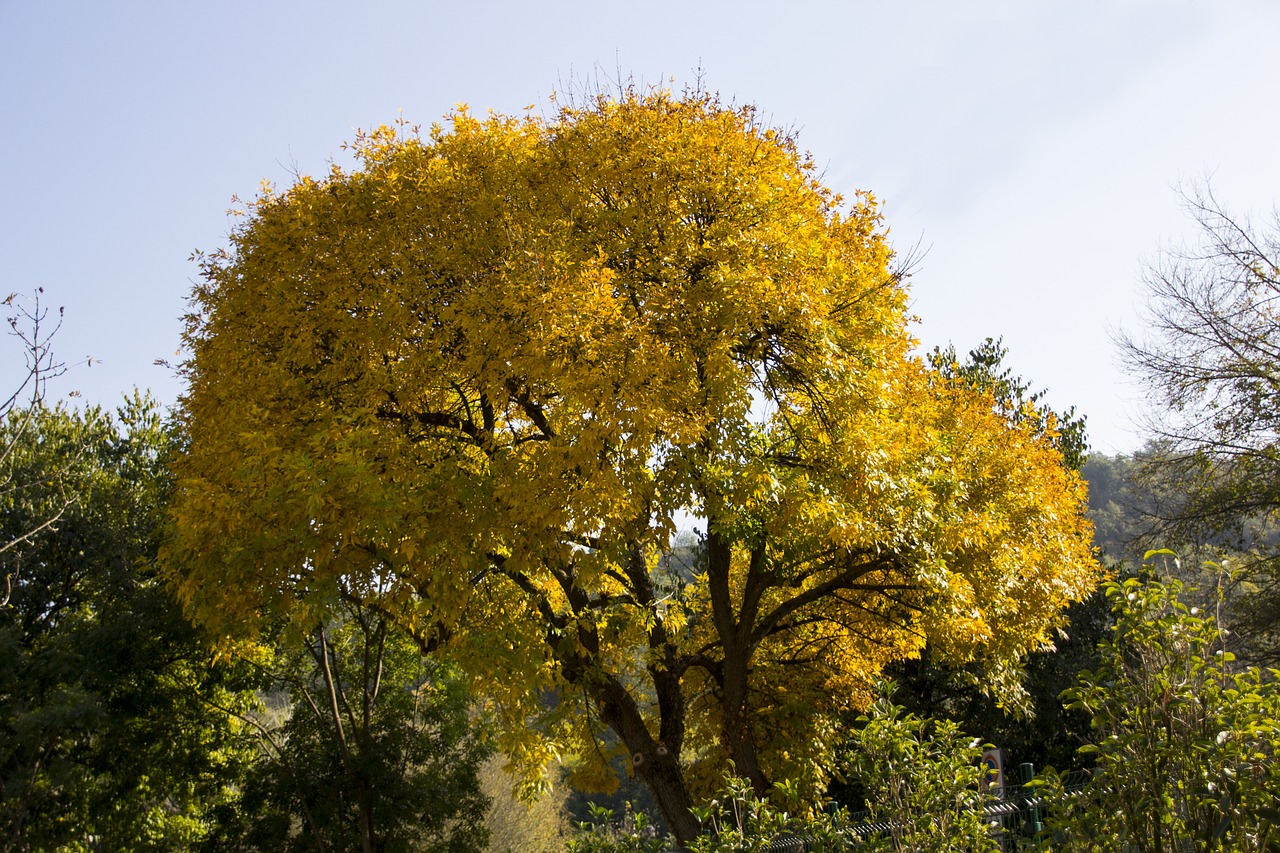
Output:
[1047, 564, 1280, 852]
[839, 690, 999, 852]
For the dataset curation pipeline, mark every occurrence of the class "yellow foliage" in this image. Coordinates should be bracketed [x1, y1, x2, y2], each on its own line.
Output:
[166, 86, 1099, 833]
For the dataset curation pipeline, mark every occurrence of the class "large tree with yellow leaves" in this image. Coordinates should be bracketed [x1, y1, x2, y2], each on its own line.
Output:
[166, 89, 1099, 843]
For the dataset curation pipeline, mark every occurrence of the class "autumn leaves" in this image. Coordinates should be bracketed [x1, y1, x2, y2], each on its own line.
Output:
[168, 89, 1100, 841]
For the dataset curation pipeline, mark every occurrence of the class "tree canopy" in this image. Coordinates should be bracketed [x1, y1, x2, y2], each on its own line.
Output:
[167, 88, 1099, 842]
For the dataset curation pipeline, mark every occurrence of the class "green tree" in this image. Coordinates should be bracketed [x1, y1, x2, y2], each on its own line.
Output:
[207, 598, 492, 853]
[0, 397, 252, 851]
[1080, 451, 1146, 564]
[167, 88, 1100, 843]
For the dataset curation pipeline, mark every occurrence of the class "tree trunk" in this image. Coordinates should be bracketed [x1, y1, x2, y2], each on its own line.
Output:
[720, 652, 770, 795]
[705, 529, 771, 795]
[591, 671, 701, 845]
[635, 747, 701, 845]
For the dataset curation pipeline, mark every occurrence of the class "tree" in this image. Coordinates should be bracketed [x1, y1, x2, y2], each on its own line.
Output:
[167, 87, 1100, 844]
[929, 337, 1087, 472]
[1120, 184, 1280, 657]
[0, 397, 253, 851]
[207, 598, 492, 853]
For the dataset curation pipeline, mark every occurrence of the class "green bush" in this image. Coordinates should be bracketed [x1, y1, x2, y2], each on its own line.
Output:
[567, 801, 670, 853]
[205, 607, 492, 853]
[839, 690, 999, 852]
[1046, 565, 1280, 852]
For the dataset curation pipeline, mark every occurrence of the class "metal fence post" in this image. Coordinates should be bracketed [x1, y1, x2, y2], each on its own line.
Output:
[1019, 763, 1044, 839]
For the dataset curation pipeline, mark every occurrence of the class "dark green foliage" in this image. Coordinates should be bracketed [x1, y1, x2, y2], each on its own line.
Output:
[0, 398, 253, 851]
[206, 603, 492, 853]
[1081, 452, 1146, 564]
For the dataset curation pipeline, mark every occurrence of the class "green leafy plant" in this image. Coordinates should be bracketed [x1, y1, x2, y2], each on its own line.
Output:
[1047, 560, 1280, 852]
[567, 801, 670, 853]
[683, 773, 847, 853]
[0, 398, 255, 851]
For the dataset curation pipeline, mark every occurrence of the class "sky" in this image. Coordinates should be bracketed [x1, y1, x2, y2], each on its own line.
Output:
[2, 1, 1279, 455]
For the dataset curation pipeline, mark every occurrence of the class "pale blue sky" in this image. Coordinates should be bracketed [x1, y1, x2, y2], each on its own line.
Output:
[3, 1, 1278, 454]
